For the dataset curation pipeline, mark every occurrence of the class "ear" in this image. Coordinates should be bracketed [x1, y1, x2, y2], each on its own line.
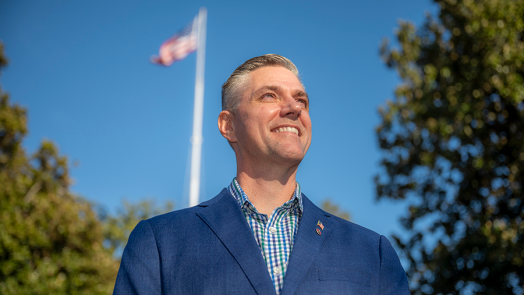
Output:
[218, 110, 237, 143]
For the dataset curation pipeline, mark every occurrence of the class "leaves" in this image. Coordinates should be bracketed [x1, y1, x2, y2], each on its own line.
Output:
[377, 0, 524, 294]
[0, 45, 119, 293]
[0, 115, 119, 294]
[99, 198, 174, 258]
[0, 42, 174, 294]
[321, 199, 351, 221]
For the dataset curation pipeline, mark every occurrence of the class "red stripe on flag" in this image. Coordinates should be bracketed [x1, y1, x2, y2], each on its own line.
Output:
[151, 17, 198, 66]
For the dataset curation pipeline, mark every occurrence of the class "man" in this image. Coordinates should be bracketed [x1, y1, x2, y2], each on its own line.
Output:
[113, 54, 410, 295]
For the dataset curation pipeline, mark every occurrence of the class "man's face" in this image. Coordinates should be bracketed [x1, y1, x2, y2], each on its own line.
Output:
[229, 66, 312, 166]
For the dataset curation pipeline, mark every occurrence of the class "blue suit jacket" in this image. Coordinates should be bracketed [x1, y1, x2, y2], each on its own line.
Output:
[113, 189, 409, 294]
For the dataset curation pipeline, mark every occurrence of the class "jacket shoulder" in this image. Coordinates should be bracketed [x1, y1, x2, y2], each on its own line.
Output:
[144, 188, 231, 229]
[302, 194, 382, 241]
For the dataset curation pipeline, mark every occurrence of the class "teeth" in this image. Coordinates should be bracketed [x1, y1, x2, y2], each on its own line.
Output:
[275, 127, 299, 135]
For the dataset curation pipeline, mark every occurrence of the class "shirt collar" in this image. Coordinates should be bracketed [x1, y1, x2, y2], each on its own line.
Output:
[228, 177, 303, 213]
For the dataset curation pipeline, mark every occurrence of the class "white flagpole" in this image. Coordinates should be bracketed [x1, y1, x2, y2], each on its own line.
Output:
[189, 7, 207, 207]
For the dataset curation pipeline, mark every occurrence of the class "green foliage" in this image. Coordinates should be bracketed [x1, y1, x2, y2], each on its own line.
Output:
[0, 44, 119, 294]
[0, 43, 175, 294]
[377, 0, 524, 294]
[321, 199, 351, 221]
[99, 199, 174, 257]
[0, 43, 173, 294]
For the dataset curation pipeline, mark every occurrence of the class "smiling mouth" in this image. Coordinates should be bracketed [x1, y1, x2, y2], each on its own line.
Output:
[272, 126, 299, 136]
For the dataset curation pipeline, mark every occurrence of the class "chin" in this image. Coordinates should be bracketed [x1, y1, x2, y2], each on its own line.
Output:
[273, 151, 305, 165]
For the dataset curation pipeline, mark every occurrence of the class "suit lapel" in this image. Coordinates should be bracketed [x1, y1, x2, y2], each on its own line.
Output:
[281, 195, 334, 295]
[196, 189, 276, 295]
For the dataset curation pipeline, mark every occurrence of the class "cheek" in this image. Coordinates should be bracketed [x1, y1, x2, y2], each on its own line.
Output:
[301, 114, 312, 131]
[250, 107, 277, 127]
[236, 106, 279, 137]
[236, 116, 262, 142]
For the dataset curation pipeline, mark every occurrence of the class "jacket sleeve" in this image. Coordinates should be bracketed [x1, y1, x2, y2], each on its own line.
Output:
[379, 235, 410, 295]
[113, 220, 162, 295]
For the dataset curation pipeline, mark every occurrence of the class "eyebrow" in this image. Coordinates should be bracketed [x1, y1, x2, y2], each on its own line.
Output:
[296, 90, 309, 100]
[254, 85, 309, 100]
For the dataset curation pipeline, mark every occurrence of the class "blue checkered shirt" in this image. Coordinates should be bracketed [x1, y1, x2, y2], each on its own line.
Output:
[228, 178, 303, 295]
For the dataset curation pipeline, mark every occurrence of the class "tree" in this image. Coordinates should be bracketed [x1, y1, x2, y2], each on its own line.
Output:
[0, 43, 118, 294]
[376, 0, 523, 294]
[0, 42, 176, 294]
[321, 199, 351, 221]
[99, 198, 174, 257]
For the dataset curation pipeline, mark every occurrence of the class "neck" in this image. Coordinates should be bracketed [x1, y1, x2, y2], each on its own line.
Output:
[236, 162, 299, 216]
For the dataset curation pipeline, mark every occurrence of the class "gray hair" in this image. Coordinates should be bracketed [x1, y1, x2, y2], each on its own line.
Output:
[221, 54, 301, 111]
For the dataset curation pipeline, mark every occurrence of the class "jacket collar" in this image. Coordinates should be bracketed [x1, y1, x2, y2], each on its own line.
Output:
[196, 189, 277, 295]
[196, 190, 333, 295]
[228, 178, 304, 214]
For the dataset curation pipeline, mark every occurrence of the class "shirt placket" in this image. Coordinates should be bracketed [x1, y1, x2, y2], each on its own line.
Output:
[229, 179, 302, 295]
[266, 206, 291, 294]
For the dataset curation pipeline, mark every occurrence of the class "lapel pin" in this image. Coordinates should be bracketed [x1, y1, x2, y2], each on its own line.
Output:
[317, 220, 324, 230]
[316, 228, 322, 235]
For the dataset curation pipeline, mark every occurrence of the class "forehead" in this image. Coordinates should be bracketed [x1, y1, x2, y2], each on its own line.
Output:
[245, 66, 304, 91]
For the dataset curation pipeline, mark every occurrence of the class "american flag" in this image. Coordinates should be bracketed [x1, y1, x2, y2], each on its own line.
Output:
[151, 16, 198, 66]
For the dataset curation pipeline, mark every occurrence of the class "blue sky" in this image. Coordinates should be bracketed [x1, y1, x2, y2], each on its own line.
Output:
[1, 0, 437, 243]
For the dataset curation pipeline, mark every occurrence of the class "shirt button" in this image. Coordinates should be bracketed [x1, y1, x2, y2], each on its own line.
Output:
[274, 267, 282, 274]
[268, 227, 277, 234]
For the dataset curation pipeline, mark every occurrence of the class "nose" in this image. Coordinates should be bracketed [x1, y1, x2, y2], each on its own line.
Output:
[280, 95, 302, 119]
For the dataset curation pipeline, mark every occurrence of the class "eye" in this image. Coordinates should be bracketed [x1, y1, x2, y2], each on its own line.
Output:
[297, 98, 308, 107]
[261, 93, 276, 100]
